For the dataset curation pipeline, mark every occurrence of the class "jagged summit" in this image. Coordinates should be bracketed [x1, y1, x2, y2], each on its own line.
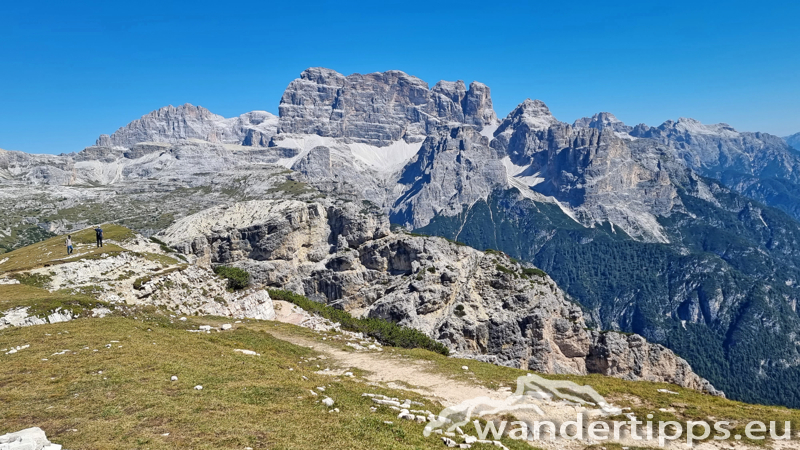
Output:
[278, 67, 498, 146]
[496, 99, 560, 134]
[573, 112, 633, 135]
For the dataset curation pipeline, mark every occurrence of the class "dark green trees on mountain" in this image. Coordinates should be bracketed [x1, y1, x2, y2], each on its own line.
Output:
[416, 185, 800, 408]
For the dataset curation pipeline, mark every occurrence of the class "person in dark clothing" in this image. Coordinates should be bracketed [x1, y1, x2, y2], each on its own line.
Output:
[95, 226, 103, 248]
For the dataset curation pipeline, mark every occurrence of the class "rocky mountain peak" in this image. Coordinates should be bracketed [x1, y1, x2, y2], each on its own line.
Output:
[277, 68, 498, 146]
[491, 99, 561, 156]
[297, 66, 348, 84]
[504, 99, 559, 131]
[94, 103, 278, 150]
[573, 112, 633, 135]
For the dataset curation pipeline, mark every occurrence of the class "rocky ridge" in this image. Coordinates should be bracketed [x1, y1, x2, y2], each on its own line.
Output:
[95, 104, 278, 149]
[157, 198, 721, 395]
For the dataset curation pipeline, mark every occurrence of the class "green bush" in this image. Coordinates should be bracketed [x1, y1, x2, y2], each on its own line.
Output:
[268, 289, 450, 356]
[213, 265, 251, 291]
[521, 267, 547, 278]
[495, 264, 518, 278]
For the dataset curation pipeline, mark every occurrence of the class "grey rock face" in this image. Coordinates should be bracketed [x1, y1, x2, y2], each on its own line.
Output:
[490, 100, 687, 242]
[158, 198, 720, 395]
[278, 68, 498, 146]
[96, 104, 278, 149]
[587, 332, 723, 397]
[390, 125, 507, 228]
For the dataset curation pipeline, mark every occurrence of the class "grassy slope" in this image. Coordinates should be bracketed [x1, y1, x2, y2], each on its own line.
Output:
[0, 284, 110, 319]
[0, 315, 532, 450]
[0, 224, 134, 274]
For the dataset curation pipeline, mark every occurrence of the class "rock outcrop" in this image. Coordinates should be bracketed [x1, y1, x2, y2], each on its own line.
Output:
[158, 199, 722, 395]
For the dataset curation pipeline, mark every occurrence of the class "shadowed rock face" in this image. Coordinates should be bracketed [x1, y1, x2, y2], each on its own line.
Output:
[158, 198, 722, 396]
[277, 68, 498, 146]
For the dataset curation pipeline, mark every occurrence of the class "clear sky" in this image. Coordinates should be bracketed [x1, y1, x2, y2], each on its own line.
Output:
[1, 0, 798, 154]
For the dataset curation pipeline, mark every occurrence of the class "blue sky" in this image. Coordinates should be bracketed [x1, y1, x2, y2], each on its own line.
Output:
[1, 0, 798, 154]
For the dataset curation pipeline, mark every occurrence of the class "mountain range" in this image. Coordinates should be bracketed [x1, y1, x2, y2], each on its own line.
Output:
[2, 67, 800, 408]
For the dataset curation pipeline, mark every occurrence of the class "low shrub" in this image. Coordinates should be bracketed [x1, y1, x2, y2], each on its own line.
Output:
[521, 267, 547, 278]
[213, 265, 251, 291]
[495, 264, 518, 278]
[268, 289, 450, 356]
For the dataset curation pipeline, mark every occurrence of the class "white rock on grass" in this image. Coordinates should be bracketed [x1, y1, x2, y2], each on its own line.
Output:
[321, 397, 334, 407]
[0, 427, 62, 450]
[194, 385, 203, 390]
[171, 376, 178, 382]
[233, 349, 259, 356]
[221, 324, 232, 330]
[372, 398, 400, 407]
[4, 344, 30, 355]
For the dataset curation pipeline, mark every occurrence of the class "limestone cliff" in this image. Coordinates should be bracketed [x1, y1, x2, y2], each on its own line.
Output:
[158, 199, 722, 395]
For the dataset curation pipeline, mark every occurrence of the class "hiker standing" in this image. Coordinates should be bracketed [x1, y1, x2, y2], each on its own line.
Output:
[65, 235, 73, 255]
[95, 226, 104, 248]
